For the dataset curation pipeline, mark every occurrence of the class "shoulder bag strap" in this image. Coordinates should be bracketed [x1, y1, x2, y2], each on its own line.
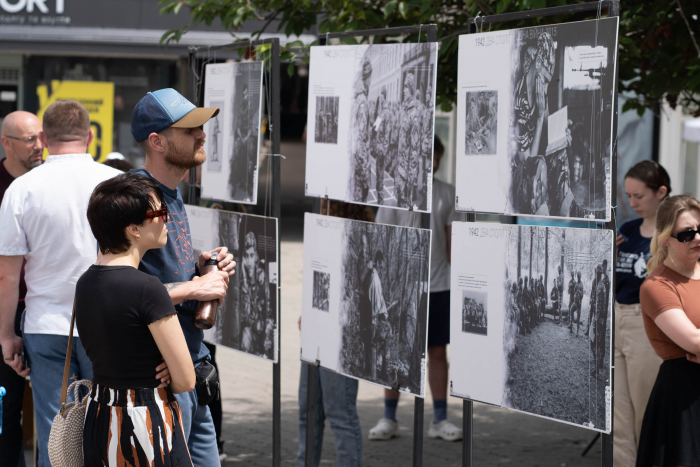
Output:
[59, 299, 76, 405]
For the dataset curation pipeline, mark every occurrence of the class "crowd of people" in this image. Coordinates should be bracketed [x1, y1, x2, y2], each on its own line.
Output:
[0, 85, 698, 467]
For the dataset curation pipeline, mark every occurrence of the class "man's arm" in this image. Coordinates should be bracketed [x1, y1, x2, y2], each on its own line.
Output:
[0, 255, 28, 377]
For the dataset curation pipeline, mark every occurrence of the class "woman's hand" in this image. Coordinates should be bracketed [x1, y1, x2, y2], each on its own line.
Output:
[155, 360, 171, 385]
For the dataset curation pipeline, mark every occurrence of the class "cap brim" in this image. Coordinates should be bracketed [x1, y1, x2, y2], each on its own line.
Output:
[170, 107, 220, 128]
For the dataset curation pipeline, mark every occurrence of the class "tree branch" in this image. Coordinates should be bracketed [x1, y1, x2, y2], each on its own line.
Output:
[676, 0, 700, 59]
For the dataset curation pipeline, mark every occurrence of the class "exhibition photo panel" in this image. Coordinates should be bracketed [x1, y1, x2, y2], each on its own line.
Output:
[201, 61, 264, 205]
[449, 222, 612, 432]
[455, 18, 619, 221]
[305, 43, 438, 213]
[300, 213, 432, 396]
[186, 205, 279, 362]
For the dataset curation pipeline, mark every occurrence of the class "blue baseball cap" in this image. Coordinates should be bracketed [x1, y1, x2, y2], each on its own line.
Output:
[131, 88, 219, 142]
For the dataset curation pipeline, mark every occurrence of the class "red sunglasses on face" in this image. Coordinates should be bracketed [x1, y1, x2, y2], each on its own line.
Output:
[145, 207, 169, 222]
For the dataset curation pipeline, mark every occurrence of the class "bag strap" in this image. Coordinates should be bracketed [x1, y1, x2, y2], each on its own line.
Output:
[60, 299, 76, 405]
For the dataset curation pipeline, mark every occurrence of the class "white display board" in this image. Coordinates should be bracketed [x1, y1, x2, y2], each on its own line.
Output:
[455, 18, 619, 220]
[450, 222, 612, 433]
[305, 43, 438, 212]
[201, 62, 264, 205]
[300, 213, 431, 396]
[186, 205, 278, 362]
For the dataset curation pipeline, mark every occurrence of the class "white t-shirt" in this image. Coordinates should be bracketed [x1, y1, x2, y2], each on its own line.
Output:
[376, 177, 462, 292]
[0, 154, 121, 336]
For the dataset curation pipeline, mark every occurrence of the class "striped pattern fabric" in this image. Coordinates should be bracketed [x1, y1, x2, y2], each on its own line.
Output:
[83, 384, 193, 467]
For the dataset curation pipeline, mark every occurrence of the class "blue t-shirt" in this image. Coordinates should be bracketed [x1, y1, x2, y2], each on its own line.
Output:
[615, 218, 652, 305]
[131, 169, 209, 364]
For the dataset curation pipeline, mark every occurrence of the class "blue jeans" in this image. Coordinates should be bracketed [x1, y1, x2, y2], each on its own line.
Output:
[297, 363, 362, 467]
[23, 333, 92, 467]
[175, 387, 221, 467]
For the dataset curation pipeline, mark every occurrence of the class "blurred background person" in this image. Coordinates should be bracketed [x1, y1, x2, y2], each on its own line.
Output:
[103, 151, 135, 172]
[0, 110, 43, 467]
[614, 161, 670, 466]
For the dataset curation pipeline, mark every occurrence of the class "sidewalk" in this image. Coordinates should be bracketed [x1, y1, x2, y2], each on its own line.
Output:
[215, 241, 604, 466]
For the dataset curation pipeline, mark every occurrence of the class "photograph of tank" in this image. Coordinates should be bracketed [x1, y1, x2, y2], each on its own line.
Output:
[305, 43, 438, 212]
[201, 61, 263, 205]
[301, 213, 431, 396]
[186, 205, 279, 362]
[450, 222, 612, 432]
[455, 18, 618, 220]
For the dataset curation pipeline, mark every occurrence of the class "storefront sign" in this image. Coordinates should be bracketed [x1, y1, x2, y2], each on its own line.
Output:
[37, 80, 114, 162]
[0, 0, 69, 24]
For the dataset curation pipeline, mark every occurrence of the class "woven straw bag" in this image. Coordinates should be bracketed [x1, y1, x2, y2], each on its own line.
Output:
[48, 300, 93, 467]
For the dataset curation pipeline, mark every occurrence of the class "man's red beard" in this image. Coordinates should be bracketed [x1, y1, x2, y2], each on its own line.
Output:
[164, 143, 206, 170]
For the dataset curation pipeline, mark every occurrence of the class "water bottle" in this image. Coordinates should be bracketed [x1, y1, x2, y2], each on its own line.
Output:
[194, 252, 220, 330]
[0, 386, 6, 435]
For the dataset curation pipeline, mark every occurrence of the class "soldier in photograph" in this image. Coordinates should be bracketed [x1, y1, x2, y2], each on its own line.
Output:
[551, 277, 559, 322]
[420, 84, 434, 203]
[538, 275, 545, 323]
[586, 264, 608, 379]
[240, 231, 270, 355]
[396, 72, 419, 208]
[569, 271, 584, 335]
[523, 276, 532, 333]
[351, 57, 373, 203]
[557, 265, 565, 324]
[373, 87, 391, 205]
[567, 271, 576, 326]
[369, 250, 390, 380]
[358, 232, 374, 377]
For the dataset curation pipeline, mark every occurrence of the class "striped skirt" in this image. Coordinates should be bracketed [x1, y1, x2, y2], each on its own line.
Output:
[83, 383, 192, 467]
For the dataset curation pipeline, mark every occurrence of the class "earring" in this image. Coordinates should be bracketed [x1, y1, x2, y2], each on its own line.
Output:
[136, 235, 141, 239]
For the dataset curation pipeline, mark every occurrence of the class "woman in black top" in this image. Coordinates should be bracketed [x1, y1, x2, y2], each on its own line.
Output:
[76, 172, 195, 466]
[614, 161, 670, 467]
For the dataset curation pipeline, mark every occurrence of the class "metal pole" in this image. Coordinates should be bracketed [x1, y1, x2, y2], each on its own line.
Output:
[270, 38, 283, 467]
[187, 47, 198, 204]
[602, 2, 620, 467]
[411, 24, 438, 467]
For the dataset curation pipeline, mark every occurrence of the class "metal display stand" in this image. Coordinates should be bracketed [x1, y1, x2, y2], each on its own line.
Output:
[306, 25, 437, 467]
[460, 2, 619, 466]
[186, 39, 283, 467]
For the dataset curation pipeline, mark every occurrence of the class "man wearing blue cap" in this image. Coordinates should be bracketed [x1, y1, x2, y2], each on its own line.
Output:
[131, 88, 235, 466]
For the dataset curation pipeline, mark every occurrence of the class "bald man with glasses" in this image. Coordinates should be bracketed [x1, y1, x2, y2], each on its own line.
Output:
[0, 110, 43, 467]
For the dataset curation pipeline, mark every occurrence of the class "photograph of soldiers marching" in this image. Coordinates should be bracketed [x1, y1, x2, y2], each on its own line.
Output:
[186, 205, 279, 362]
[301, 213, 431, 396]
[305, 43, 437, 212]
[449, 222, 612, 431]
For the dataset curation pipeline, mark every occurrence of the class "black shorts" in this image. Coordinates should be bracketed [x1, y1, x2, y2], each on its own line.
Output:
[428, 290, 450, 348]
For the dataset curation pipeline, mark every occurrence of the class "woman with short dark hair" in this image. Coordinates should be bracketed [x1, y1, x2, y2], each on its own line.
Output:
[77, 172, 195, 466]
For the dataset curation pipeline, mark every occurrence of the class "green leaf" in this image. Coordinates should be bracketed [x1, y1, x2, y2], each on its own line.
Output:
[382, 1, 397, 17]
[173, 2, 182, 14]
[398, 2, 408, 18]
[287, 62, 295, 77]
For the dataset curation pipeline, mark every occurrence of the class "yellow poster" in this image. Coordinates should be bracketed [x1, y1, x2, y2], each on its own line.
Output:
[37, 81, 114, 162]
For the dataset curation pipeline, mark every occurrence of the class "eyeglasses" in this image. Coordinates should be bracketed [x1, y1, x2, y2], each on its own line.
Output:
[5, 135, 38, 145]
[670, 229, 700, 243]
[145, 207, 168, 223]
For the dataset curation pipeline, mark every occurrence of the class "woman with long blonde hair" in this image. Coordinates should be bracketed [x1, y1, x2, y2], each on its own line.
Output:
[638, 194, 700, 466]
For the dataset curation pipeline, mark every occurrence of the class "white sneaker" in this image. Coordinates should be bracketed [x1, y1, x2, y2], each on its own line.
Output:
[368, 418, 400, 440]
[428, 420, 463, 441]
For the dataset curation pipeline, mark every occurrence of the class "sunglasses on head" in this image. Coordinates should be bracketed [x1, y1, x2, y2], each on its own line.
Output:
[145, 207, 168, 222]
[671, 229, 700, 243]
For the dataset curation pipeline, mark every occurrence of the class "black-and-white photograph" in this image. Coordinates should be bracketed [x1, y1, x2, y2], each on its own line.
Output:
[228, 62, 263, 204]
[462, 290, 487, 335]
[315, 96, 339, 144]
[301, 213, 431, 396]
[450, 222, 612, 432]
[207, 100, 224, 172]
[455, 18, 618, 220]
[305, 43, 438, 213]
[201, 61, 263, 205]
[465, 91, 498, 156]
[312, 271, 330, 311]
[502, 226, 611, 430]
[186, 205, 279, 362]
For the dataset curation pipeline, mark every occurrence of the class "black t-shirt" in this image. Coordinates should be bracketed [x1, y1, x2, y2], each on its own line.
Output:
[76, 265, 177, 390]
[616, 218, 652, 305]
